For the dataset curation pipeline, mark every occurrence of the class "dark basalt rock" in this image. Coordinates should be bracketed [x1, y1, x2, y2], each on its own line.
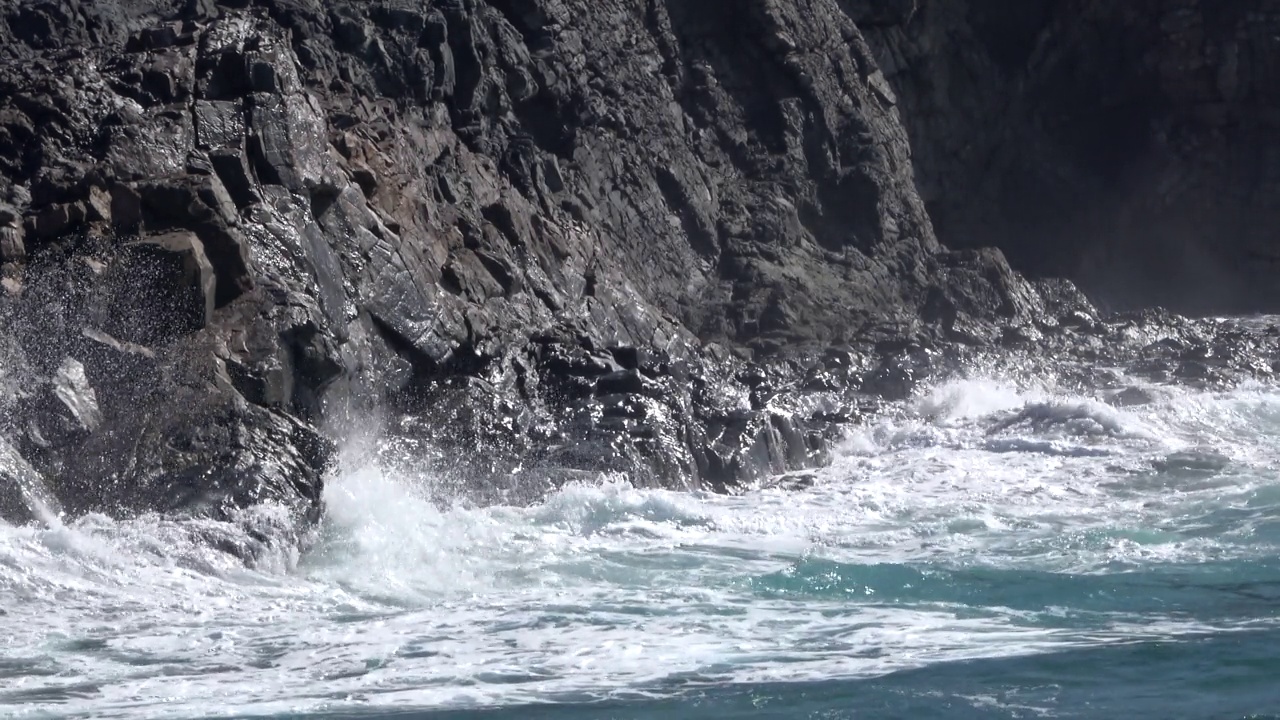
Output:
[0, 438, 60, 525]
[113, 231, 217, 345]
[22, 357, 103, 451]
[0, 0, 1274, 557]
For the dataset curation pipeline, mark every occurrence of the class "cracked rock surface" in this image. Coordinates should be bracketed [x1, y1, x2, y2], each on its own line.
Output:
[0, 0, 1275, 553]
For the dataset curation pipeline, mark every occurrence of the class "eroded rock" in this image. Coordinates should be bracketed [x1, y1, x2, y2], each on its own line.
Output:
[112, 231, 217, 345]
[0, 0, 1273, 560]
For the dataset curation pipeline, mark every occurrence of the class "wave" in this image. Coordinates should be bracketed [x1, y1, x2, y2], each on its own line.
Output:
[4, 374, 1280, 718]
[915, 378, 1036, 423]
[750, 556, 1280, 623]
[986, 399, 1147, 438]
[531, 478, 714, 536]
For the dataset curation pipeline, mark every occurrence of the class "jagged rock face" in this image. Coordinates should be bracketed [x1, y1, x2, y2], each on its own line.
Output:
[0, 0, 1268, 538]
[864, 0, 1280, 316]
[0, 438, 60, 525]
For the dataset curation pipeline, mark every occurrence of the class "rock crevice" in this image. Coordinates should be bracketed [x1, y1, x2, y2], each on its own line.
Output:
[0, 0, 1273, 548]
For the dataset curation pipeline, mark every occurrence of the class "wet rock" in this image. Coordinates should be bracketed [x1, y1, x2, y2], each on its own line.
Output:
[127, 21, 193, 52]
[0, 0, 1273, 560]
[23, 358, 102, 451]
[24, 202, 84, 240]
[1109, 386, 1159, 407]
[75, 327, 160, 386]
[542, 344, 620, 381]
[0, 206, 24, 267]
[594, 370, 661, 398]
[194, 100, 247, 150]
[132, 175, 251, 307]
[862, 348, 937, 401]
[51, 358, 102, 432]
[0, 438, 60, 525]
[208, 149, 258, 208]
[109, 231, 216, 346]
[841, 0, 919, 26]
[109, 185, 144, 231]
[698, 410, 808, 491]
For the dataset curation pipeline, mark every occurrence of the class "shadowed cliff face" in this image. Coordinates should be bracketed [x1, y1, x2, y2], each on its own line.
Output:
[865, 0, 1280, 316]
[0, 0, 1276, 547]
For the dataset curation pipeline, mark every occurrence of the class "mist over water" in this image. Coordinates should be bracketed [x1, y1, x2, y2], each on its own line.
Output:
[4, 373, 1280, 719]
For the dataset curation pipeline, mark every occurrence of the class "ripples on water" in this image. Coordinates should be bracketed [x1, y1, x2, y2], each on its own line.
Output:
[3, 375, 1280, 718]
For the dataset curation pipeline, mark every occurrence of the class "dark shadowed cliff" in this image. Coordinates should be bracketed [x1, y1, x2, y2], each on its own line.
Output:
[0, 0, 1276, 548]
[860, 0, 1280, 315]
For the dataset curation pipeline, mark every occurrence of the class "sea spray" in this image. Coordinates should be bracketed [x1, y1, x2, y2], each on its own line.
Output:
[0, 438, 62, 527]
[3, 377, 1280, 718]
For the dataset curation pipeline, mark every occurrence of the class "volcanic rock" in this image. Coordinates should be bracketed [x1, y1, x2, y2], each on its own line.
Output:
[0, 0, 1274, 557]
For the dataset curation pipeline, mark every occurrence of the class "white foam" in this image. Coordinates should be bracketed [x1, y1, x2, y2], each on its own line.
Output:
[916, 377, 1040, 423]
[3, 378, 1280, 717]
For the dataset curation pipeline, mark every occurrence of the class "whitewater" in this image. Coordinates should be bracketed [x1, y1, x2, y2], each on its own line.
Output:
[4, 373, 1280, 719]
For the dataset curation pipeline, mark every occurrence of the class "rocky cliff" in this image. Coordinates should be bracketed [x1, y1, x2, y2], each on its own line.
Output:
[860, 0, 1280, 315]
[0, 0, 1275, 550]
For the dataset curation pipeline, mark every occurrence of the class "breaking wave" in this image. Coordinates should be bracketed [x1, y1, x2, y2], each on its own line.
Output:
[4, 374, 1280, 717]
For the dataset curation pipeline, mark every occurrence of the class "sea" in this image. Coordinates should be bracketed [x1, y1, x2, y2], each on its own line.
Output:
[3, 372, 1280, 719]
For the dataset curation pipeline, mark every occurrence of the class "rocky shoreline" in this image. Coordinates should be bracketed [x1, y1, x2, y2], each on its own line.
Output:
[0, 0, 1276, 553]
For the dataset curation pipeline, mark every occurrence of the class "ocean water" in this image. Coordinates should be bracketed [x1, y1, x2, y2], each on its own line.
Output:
[3, 375, 1280, 719]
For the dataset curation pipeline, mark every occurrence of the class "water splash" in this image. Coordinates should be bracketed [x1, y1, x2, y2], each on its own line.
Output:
[3, 377, 1280, 718]
[0, 439, 63, 527]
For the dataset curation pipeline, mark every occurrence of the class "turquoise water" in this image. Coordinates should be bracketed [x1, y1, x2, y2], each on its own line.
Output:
[3, 376, 1280, 718]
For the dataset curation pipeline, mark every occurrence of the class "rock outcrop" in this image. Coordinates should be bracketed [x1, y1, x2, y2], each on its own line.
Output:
[0, 0, 1275, 545]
